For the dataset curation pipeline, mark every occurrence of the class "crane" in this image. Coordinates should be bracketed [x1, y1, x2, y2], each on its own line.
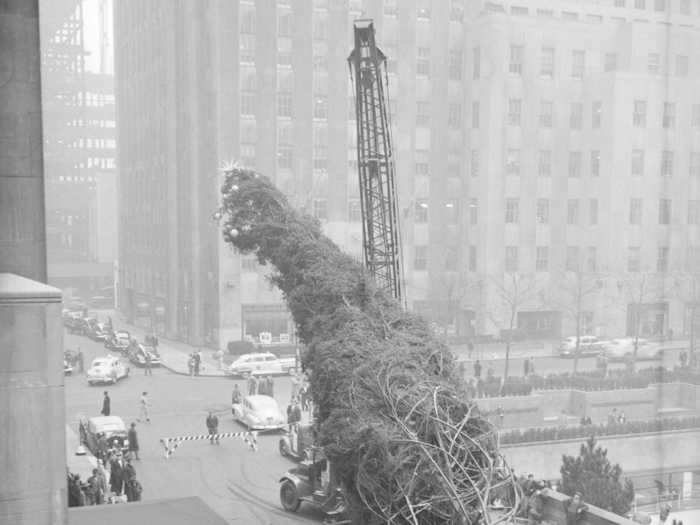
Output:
[348, 19, 404, 305]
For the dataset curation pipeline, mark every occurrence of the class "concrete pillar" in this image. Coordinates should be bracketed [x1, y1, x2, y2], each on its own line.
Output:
[0, 273, 66, 524]
[0, 0, 47, 283]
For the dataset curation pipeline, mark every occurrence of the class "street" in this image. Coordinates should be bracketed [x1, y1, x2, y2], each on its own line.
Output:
[64, 332, 322, 524]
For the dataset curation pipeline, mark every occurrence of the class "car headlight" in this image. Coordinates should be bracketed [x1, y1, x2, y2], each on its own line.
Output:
[124, 439, 129, 446]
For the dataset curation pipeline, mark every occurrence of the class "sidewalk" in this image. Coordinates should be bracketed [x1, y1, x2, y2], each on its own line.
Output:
[110, 315, 226, 377]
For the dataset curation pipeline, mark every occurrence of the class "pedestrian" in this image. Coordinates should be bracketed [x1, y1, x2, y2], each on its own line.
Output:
[194, 350, 201, 376]
[85, 468, 101, 505]
[523, 358, 530, 377]
[496, 405, 505, 428]
[565, 492, 588, 525]
[527, 485, 545, 525]
[266, 375, 274, 398]
[291, 373, 301, 399]
[130, 477, 143, 502]
[188, 353, 195, 376]
[252, 374, 259, 395]
[138, 391, 150, 422]
[216, 349, 224, 370]
[206, 411, 220, 444]
[529, 357, 535, 376]
[109, 455, 124, 496]
[144, 350, 153, 376]
[101, 391, 111, 416]
[123, 458, 137, 501]
[680, 350, 688, 368]
[128, 422, 139, 460]
[95, 464, 107, 504]
[232, 384, 242, 405]
[77, 349, 84, 374]
[467, 340, 475, 360]
[607, 408, 617, 426]
[474, 359, 482, 379]
[618, 411, 626, 424]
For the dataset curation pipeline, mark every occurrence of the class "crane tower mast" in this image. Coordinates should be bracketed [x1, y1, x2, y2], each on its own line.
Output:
[348, 20, 404, 304]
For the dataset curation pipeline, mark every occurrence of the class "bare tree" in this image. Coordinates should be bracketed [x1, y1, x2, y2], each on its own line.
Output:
[437, 272, 480, 341]
[491, 273, 540, 388]
[555, 270, 603, 374]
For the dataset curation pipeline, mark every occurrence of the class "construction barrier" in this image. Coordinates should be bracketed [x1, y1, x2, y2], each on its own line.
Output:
[160, 431, 258, 458]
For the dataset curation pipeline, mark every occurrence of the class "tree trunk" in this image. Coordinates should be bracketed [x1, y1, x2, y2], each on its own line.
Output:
[502, 308, 515, 394]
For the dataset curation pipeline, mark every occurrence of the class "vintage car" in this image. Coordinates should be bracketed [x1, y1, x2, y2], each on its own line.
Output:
[225, 352, 297, 378]
[604, 338, 662, 362]
[558, 335, 607, 358]
[78, 415, 129, 457]
[232, 394, 287, 431]
[87, 322, 111, 342]
[279, 447, 348, 521]
[86, 355, 130, 385]
[105, 330, 131, 353]
[128, 344, 161, 367]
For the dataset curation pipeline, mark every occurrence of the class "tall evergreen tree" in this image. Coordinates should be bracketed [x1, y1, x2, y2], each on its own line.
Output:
[560, 436, 635, 515]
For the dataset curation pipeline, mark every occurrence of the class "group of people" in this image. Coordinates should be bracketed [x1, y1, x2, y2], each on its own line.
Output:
[516, 474, 588, 525]
[187, 350, 203, 376]
[247, 374, 275, 396]
[67, 448, 143, 506]
[607, 408, 627, 425]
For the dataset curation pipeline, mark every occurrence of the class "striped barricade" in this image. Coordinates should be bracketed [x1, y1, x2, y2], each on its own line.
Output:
[160, 431, 258, 458]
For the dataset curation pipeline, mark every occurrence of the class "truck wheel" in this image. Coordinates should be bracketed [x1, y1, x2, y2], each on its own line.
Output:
[280, 480, 301, 512]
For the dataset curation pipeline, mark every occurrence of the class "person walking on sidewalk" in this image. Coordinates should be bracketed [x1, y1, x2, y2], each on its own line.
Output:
[232, 384, 242, 405]
[101, 391, 111, 416]
[194, 351, 201, 376]
[206, 411, 220, 444]
[77, 348, 84, 374]
[188, 353, 195, 376]
[144, 351, 152, 376]
[138, 391, 151, 422]
[128, 422, 139, 460]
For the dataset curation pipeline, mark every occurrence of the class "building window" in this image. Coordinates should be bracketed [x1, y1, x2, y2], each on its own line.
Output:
[631, 150, 644, 177]
[633, 100, 647, 127]
[414, 246, 427, 270]
[348, 199, 361, 222]
[505, 246, 519, 272]
[449, 50, 462, 80]
[445, 246, 458, 271]
[690, 152, 700, 177]
[592, 101, 602, 128]
[508, 98, 522, 126]
[471, 150, 480, 177]
[630, 198, 642, 225]
[469, 246, 477, 272]
[505, 198, 519, 223]
[509, 44, 524, 75]
[567, 199, 579, 225]
[657, 246, 669, 272]
[415, 149, 429, 176]
[604, 53, 617, 72]
[572, 50, 585, 78]
[448, 163, 460, 178]
[654, 0, 666, 10]
[680, 0, 691, 14]
[659, 199, 671, 224]
[241, 91, 256, 115]
[676, 55, 689, 77]
[241, 7, 256, 34]
[416, 101, 430, 127]
[313, 96, 327, 119]
[473, 47, 480, 79]
[448, 103, 461, 128]
[313, 148, 328, 171]
[469, 198, 478, 224]
[663, 102, 676, 128]
[313, 14, 328, 40]
[591, 150, 600, 177]
[569, 151, 582, 178]
[312, 198, 327, 220]
[472, 101, 480, 128]
[278, 93, 293, 117]
[635, 0, 646, 8]
[536, 246, 549, 272]
[506, 149, 520, 175]
[693, 105, 700, 127]
[417, 47, 430, 76]
[587, 247, 597, 272]
[661, 151, 674, 177]
[628, 247, 641, 272]
[590, 199, 599, 225]
[540, 101, 553, 127]
[240, 143, 256, 167]
[566, 246, 580, 272]
[538, 150, 552, 177]
[570, 102, 583, 129]
[541, 47, 554, 77]
[688, 246, 700, 272]
[536, 198, 550, 224]
[648, 53, 660, 74]
[414, 200, 429, 222]
[278, 146, 293, 169]
[688, 200, 700, 224]
[445, 200, 459, 225]
[240, 34, 255, 63]
[278, 10, 293, 37]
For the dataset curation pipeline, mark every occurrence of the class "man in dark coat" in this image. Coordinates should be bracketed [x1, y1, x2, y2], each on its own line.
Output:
[527, 486, 544, 525]
[206, 412, 220, 444]
[101, 391, 111, 416]
[109, 456, 123, 496]
[123, 458, 137, 501]
[128, 422, 139, 460]
[565, 492, 588, 525]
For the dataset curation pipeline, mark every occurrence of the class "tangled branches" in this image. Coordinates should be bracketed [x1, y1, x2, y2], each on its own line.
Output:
[219, 167, 520, 524]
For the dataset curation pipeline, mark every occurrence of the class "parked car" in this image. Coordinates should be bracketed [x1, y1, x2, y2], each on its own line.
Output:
[64, 359, 73, 375]
[105, 330, 131, 353]
[78, 415, 129, 456]
[232, 395, 287, 431]
[558, 335, 607, 358]
[128, 344, 161, 367]
[604, 338, 662, 362]
[225, 352, 297, 378]
[87, 322, 110, 342]
[86, 355, 130, 385]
